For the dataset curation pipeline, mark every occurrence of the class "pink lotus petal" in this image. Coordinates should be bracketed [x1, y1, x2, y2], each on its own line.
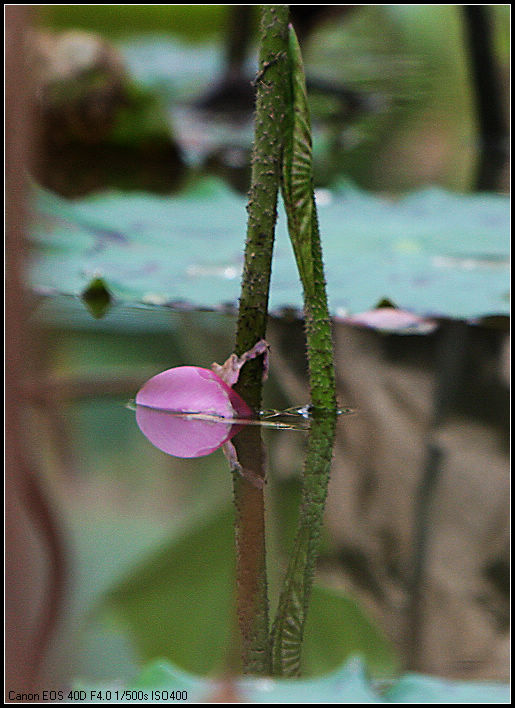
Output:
[135, 366, 253, 418]
[136, 406, 241, 458]
[340, 308, 438, 334]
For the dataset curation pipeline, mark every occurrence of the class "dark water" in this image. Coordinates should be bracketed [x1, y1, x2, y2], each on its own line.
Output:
[27, 296, 509, 686]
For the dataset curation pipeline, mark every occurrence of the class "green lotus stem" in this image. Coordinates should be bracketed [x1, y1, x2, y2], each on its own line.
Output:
[233, 5, 290, 409]
[231, 11, 337, 678]
[280, 24, 337, 412]
[271, 410, 337, 676]
[231, 5, 290, 676]
[271, 24, 338, 677]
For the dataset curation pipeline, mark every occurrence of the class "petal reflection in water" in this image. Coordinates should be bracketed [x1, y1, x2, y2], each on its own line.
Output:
[136, 406, 241, 459]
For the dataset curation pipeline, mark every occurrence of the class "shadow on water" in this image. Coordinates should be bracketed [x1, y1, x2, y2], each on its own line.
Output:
[28, 297, 509, 685]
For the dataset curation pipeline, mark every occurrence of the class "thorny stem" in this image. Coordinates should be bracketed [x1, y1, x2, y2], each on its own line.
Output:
[281, 23, 337, 413]
[230, 5, 290, 676]
[233, 5, 290, 408]
[230, 9, 338, 678]
[271, 24, 338, 676]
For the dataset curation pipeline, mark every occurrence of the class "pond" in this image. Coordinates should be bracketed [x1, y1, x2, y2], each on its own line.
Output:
[27, 295, 509, 689]
[7, 5, 509, 701]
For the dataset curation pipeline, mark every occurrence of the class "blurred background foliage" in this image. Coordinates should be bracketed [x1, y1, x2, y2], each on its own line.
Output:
[33, 4, 510, 194]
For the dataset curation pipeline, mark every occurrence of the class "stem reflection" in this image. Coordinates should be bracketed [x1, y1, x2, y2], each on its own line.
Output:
[271, 410, 337, 676]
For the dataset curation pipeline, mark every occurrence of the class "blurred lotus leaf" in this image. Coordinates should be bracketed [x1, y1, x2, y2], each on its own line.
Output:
[75, 657, 510, 703]
[29, 179, 509, 321]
